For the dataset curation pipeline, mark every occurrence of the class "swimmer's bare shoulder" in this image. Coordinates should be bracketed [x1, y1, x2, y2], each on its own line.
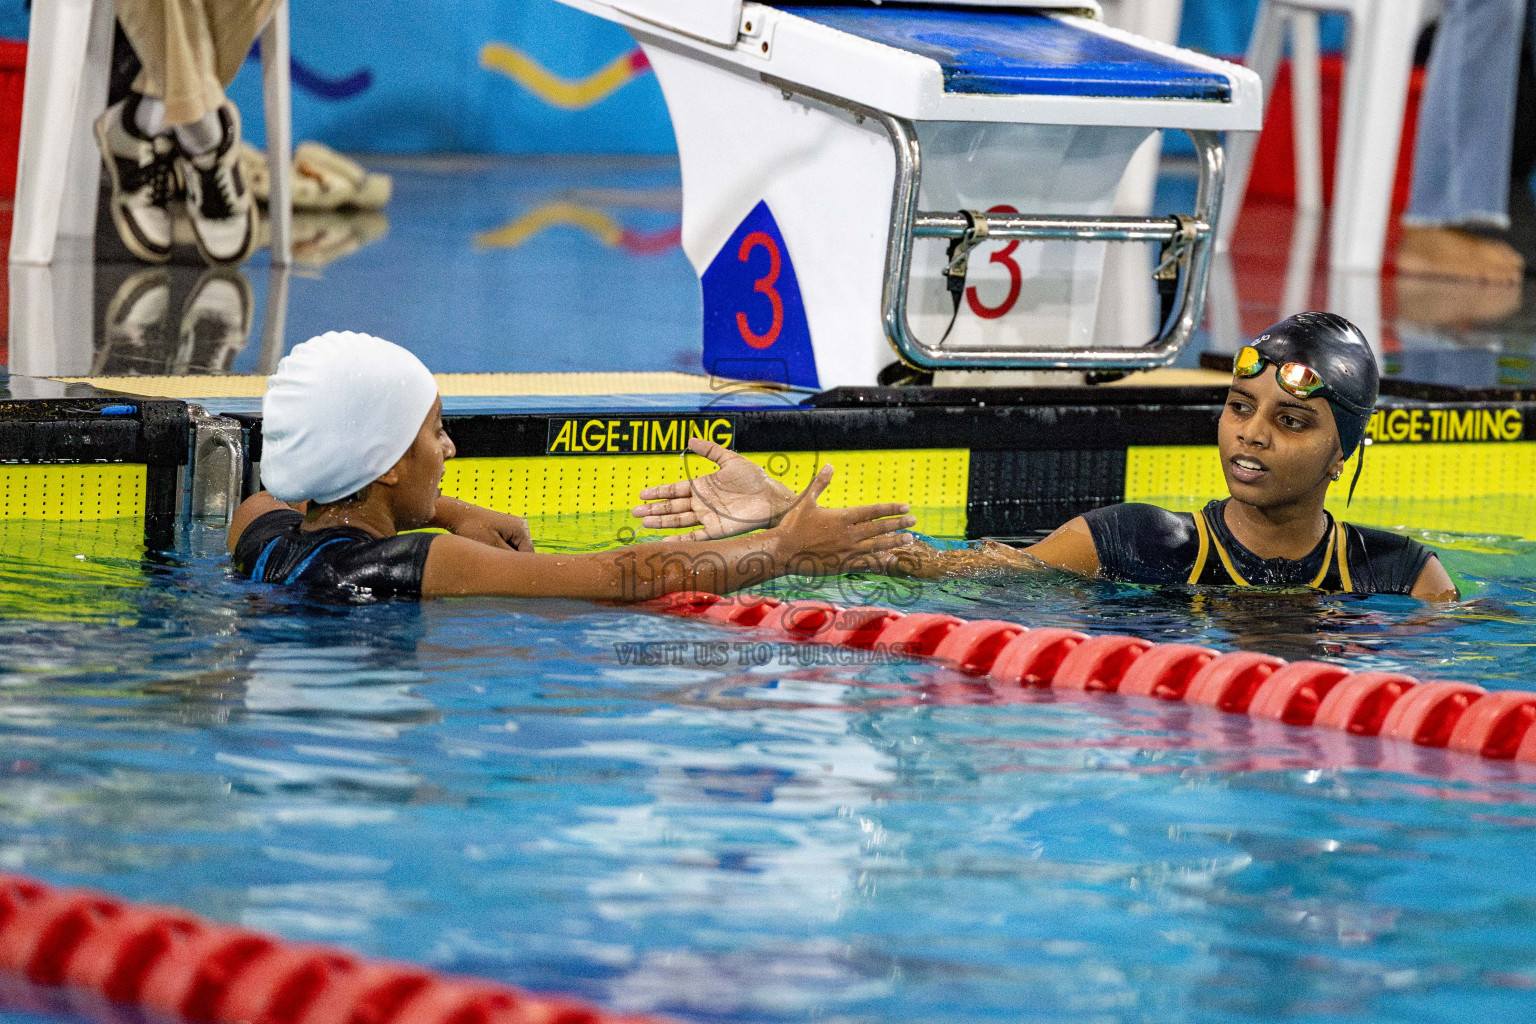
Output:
[896, 516, 1101, 579]
[227, 493, 305, 552]
[1411, 555, 1457, 602]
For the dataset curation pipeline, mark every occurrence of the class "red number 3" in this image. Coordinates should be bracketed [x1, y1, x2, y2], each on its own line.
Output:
[965, 204, 1022, 320]
[736, 231, 783, 349]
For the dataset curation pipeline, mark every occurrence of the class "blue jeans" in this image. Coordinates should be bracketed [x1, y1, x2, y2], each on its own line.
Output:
[1405, 0, 1533, 230]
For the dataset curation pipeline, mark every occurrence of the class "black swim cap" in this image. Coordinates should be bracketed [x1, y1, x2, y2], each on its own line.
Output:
[1249, 311, 1379, 458]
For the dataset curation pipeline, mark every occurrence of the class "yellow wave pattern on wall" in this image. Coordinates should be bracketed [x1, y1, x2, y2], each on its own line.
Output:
[479, 42, 651, 110]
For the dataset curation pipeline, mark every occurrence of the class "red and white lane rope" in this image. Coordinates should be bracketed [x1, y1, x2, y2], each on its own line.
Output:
[643, 592, 1536, 763]
[0, 874, 655, 1024]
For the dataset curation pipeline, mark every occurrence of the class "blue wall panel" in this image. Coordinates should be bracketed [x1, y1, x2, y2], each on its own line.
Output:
[224, 0, 677, 153]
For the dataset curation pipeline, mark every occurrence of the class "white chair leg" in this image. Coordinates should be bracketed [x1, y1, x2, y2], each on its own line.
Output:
[1329, 0, 1426, 273]
[57, 0, 116, 244]
[261, 0, 293, 267]
[1289, 9, 1324, 216]
[10, 0, 96, 265]
[1330, 2, 1369, 255]
[1217, 0, 1288, 251]
[57, 0, 116, 243]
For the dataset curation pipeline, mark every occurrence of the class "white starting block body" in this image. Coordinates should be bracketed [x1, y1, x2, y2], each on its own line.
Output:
[557, 0, 1260, 388]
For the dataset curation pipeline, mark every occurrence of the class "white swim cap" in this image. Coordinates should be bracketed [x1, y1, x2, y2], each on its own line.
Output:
[260, 331, 438, 504]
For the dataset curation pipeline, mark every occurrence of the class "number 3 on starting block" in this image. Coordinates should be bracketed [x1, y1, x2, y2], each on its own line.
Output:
[701, 201, 818, 388]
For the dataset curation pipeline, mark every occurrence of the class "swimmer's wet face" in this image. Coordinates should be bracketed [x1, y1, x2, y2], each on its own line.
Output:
[377, 397, 455, 529]
[1219, 368, 1346, 511]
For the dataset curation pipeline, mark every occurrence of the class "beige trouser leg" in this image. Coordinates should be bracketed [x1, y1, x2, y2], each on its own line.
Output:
[114, 0, 280, 127]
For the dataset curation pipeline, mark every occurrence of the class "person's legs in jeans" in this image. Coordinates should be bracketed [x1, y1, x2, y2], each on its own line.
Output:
[1399, 0, 1529, 282]
[101, 0, 278, 265]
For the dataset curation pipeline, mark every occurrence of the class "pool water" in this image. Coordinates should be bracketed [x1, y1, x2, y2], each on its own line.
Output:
[4, 518, 1536, 1023]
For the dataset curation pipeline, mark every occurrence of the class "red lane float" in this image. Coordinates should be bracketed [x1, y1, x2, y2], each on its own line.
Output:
[820, 607, 903, 649]
[1248, 661, 1351, 726]
[1449, 690, 1536, 759]
[1379, 681, 1487, 748]
[1313, 672, 1416, 735]
[1117, 644, 1217, 701]
[876, 613, 965, 657]
[759, 600, 839, 639]
[702, 595, 779, 627]
[1185, 652, 1285, 713]
[988, 628, 1087, 687]
[1052, 635, 1151, 693]
[0, 874, 654, 1024]
[643, 593, 1536, 770]
[933, 620, 1025, 675]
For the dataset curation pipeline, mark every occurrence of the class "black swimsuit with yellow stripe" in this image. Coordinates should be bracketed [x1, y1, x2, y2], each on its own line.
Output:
[1082, 499, 1433, 595]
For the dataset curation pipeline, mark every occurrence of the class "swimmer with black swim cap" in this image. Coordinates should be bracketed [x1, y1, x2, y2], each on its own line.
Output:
[632, 312, 1459, 601]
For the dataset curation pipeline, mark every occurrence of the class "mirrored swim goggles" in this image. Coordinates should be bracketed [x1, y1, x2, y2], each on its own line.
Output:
[1231, 346, 1372, 417]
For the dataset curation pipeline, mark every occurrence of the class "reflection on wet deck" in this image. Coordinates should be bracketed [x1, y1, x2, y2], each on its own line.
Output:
[4, 156, 1535, 400]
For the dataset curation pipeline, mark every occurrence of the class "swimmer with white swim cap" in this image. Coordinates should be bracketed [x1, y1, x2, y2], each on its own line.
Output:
[633, 313, 1458, 602]
[228, 332, 916, 600]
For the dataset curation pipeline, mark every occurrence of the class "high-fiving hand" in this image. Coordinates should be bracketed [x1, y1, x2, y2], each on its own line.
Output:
[632, 437, 796, 541]
[770, 464, 915, 574]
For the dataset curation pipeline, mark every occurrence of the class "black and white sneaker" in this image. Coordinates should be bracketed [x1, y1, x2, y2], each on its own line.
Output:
[94, 96, 178, 264]
[177, 102, 257, 266]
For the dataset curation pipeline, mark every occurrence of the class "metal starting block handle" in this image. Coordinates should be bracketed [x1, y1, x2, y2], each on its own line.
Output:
[766, 75, 1226, 374]
[916, 212, 1209, 246]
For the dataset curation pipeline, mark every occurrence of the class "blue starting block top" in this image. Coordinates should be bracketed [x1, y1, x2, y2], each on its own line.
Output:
[781, 5, 1232, 101]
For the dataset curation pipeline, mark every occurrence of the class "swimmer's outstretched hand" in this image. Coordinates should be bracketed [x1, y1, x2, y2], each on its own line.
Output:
[632, 437, 795, 541]
[422, 465, 912, 600]
[429, 496, 534, 552]
[767, 464, 916, 574]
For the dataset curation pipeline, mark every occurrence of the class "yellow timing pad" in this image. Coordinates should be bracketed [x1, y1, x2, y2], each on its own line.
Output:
[0, 465, 147, 520]
[1127, 443, 1536, 538]
[441, 450, 971, 539]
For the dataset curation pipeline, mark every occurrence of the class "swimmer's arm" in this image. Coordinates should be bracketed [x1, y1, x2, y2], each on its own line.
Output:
[1410, 556, 1458, 602]
[227, 492, 306, 552]
[423, 466, 914, 600]
[428, 497, 533, 552]
[421, 533, 779, 599]
[885, 517, 1102, 580]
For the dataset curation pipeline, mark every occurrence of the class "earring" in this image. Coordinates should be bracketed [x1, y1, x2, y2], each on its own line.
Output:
[1331, 471, 1341, 481]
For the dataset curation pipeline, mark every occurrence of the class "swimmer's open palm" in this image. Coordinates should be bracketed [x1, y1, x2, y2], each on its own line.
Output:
[632, 437, 796, 541]
[770, 465, 915, 575]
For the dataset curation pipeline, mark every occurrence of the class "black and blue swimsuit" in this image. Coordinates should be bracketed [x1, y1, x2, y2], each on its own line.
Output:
[232, 509, 435, 599]
[1082, 499, 1435, 595]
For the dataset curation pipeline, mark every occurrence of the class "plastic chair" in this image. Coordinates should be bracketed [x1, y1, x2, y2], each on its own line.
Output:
[9, 0, 292, 267]
[1219, 0, 1438, 273]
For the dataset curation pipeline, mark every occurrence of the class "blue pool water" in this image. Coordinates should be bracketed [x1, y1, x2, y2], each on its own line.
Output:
[3, 520, 1536, 1023]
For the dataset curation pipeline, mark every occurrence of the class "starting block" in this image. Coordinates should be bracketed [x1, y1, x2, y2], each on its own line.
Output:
[555, 1, 1260, 388]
